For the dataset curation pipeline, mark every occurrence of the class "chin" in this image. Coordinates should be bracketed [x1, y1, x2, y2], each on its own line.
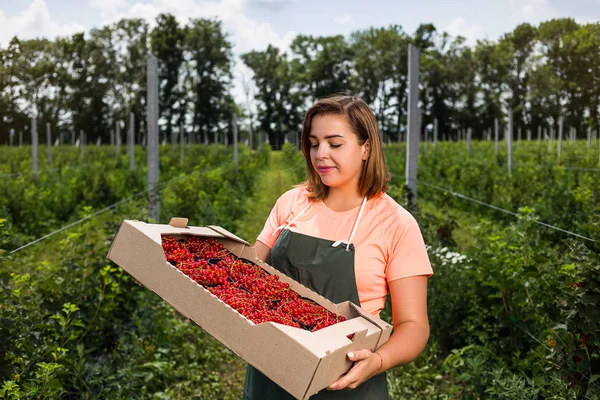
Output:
[320, 178, 341, 188]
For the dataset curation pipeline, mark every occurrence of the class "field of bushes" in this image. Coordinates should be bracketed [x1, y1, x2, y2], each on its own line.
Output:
[1, 141, 598, 399]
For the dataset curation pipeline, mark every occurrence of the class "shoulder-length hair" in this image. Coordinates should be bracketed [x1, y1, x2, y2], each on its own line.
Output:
[298, 95, 391, 201]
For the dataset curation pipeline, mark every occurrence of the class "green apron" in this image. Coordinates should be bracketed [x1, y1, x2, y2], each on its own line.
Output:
[242, 199, 388, 399]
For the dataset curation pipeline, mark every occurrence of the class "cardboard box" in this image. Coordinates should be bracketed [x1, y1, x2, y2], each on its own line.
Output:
[107, 218, 393, 400]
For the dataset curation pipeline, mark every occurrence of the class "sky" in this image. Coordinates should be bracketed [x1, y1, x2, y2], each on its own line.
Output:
[1, 0, 599, 101]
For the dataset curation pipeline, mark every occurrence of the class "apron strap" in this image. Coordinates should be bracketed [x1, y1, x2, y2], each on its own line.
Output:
[331, 197, 368, 251]
[272, 201, 313, 236]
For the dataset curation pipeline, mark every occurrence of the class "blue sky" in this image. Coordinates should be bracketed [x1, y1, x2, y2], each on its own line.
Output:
[1, 0, 598, 100]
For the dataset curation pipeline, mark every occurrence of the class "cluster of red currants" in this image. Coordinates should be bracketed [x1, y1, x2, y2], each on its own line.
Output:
[161, 235, 347, 332]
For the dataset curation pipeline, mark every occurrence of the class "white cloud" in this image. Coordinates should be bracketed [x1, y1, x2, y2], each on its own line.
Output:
[93, 0, 298, 105]
[88, 0, 129, 23]
[2, 0, 298, 106]
[510, 0, 557, 20]
[86, 0, 292, 55]
[445, 16, 484, 45]
[0, 0, 86, 47]
[334, 15, 352, 25]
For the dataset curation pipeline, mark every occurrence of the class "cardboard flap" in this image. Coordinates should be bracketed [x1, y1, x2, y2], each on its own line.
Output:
[168, 217, 189, 228]
[207, 225, 251, 245]
[349, 303, 393, 350]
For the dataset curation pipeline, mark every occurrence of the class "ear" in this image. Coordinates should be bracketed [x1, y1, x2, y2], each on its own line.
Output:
[362, 139, 370, 161]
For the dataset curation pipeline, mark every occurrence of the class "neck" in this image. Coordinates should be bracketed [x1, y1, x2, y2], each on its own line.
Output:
[324, 186, 364, 212]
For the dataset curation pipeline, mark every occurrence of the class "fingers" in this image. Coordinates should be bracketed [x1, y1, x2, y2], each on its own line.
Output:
[347, 349, 372, 361]
[327, 371, 358, 391]
[326, 349, 377, 391]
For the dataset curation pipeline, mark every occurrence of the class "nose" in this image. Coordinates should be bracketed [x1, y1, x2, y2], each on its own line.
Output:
[315, 143, 329, 159]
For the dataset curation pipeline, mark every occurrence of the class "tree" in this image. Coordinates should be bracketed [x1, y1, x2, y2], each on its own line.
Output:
[184, 18, 234, 144]
[151, 13, 184, 144]
[0, 38, 28, 143]
[290, 34, 352, 102]
[422, 33, 468, 140]
[537, 18, 580, 132]
[501, 23, 537, 138]
[350, 25, 410, 140]
[242, 45, 288, 149]
[475, 38, 511, 135]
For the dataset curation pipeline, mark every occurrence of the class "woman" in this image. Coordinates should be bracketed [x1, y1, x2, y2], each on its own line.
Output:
[243, 96, 433, 399]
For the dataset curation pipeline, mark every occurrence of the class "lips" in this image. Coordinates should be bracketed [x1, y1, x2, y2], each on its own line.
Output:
[317, 166, 336, 173]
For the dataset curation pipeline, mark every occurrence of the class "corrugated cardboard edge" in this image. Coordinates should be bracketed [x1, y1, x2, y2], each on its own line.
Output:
[168, 217, 189, 228]
[350, 304, 393, 350]
[302, 358, 323, 400]
[208, 225, 251, 245]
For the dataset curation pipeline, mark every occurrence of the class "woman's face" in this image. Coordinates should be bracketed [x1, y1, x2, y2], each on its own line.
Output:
[309, 114, 369, 193]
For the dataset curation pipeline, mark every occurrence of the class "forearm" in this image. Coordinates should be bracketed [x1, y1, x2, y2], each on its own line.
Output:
[375, 320, 430, 373]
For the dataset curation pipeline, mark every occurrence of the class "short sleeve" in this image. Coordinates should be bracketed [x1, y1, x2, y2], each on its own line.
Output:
[385, 214, 433, 282]
[256, 187, 304, 249]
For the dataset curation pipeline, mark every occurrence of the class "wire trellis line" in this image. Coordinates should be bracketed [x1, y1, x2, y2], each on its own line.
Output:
[412, 179, 598, 243]
[8, 172, 191, 254]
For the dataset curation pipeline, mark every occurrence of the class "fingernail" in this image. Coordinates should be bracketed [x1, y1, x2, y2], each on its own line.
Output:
[347, 352, 354, 358]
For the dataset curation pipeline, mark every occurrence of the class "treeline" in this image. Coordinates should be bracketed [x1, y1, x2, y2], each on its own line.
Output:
[1, 15, 598, 148]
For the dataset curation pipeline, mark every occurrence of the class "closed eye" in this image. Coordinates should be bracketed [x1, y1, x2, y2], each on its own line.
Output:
[310, 143, 342, 149]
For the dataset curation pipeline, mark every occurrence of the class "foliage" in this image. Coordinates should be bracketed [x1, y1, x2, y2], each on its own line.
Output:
[0, 145, 269, 399]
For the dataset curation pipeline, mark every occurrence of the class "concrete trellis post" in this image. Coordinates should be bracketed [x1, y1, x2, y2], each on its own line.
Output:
[147, 53, 160, 223]
[423, 117, 428, 156]
[558, 117, 563, 160]
[187, 127, 192, 152]
[434, 118, 438, 150]
[507, 111, 513, 174]
[406, 44, 420, 206]
[19, 130, 23, 146]
[180, 122, 185, 167]
[537, 126, 542, 145]
[31, 117, 38, 174]
[116, 122, 121, 160]
[526, 128, 531, 142]
[80, 129, 85, 159]
[588, 127, 592, 149]
[214, 131, 218, 156]
[549, 127, 554, 152]
[233, 114, 239, 176]
[467, 128, 472, 152]
[517, 127, 522, 142]
[129, 112, 135, 172]
[494, 118, 499, 155]
[170, 128, 176, 158]
[46, 122, 53, 165]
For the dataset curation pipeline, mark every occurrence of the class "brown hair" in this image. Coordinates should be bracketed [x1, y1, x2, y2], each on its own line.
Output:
[298, 95, 390, 201]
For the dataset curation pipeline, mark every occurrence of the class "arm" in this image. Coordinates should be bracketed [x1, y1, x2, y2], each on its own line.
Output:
[254, 240, 271, 263]
[327, 275, 430, 390]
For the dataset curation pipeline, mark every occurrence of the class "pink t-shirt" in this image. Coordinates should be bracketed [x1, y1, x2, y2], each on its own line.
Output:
[257, 186, 433, 316]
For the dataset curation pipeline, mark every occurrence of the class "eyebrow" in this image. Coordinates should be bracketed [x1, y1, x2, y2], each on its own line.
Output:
[308, 134, 345, 139]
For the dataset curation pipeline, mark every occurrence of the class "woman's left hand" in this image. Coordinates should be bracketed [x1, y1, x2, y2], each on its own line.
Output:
[326, 349, 382, 391]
